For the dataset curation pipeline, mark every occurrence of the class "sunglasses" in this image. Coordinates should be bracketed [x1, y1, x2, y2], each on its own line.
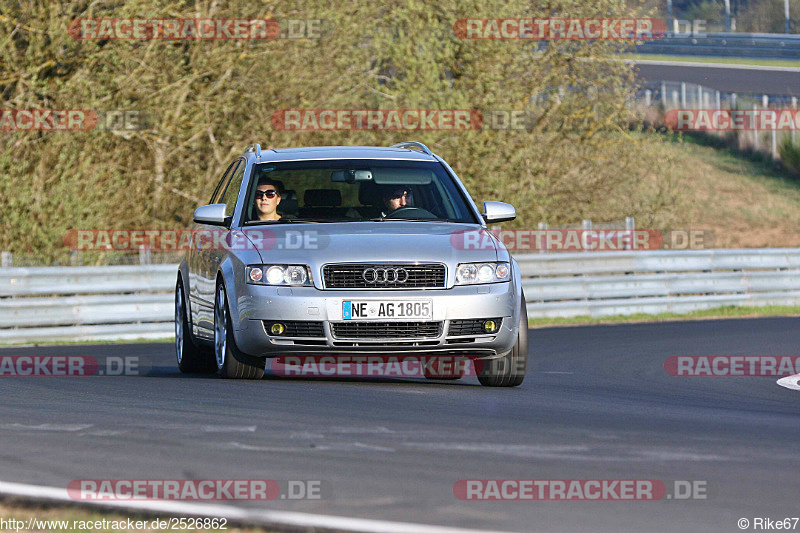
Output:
[255, 189, 279, 199]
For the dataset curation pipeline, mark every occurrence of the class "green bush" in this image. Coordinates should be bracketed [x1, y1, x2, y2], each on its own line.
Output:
[738, 0, 800, 33]
[0, 0, 685, 259]
[686, 0, 723, 24]
[779, 136, 800, 178]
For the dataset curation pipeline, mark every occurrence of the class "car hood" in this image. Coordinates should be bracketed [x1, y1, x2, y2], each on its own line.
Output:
[241, 222, 499, 265]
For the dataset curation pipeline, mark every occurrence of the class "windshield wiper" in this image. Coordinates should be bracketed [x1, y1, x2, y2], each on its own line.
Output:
[244, 218, 326, 226]
[368, 217, 455, 223]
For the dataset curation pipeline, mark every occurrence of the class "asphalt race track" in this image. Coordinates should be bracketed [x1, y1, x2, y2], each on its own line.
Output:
[634, 61, 800, 97]
[0, 317, 798, 533]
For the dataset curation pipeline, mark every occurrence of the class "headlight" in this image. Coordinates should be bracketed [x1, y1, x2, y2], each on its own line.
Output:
[455, 262, 511, 285]
[246, 265, 313, 286]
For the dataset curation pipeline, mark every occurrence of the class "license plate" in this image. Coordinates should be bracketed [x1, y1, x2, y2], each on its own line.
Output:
[343, 300, 432, 320]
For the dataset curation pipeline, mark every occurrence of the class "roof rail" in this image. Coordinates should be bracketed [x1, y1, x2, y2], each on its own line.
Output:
[244, 143, 262, 158]
[390, 141, 433, 156]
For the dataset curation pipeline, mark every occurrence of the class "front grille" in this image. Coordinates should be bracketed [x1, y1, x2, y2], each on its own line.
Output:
[448, 318, 503, 336]
[263, 321, 325, 337]
[323, 263, 446, 289]
[331, 321, 443, 339]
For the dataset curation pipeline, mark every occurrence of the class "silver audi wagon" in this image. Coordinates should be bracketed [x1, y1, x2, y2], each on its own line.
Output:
[175, 142, 528, 386]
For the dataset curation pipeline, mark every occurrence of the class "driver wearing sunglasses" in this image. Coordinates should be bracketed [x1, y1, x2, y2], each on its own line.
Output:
[253, 178, 282, 221]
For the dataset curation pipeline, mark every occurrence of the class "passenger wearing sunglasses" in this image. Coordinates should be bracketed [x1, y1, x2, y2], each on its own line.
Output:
[253, 178, 283, 221]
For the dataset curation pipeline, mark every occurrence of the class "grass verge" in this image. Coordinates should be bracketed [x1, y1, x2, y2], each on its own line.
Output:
[0, 499, 273, 533]
[529, 305, 800, 328]
[629, 129, 800, 248]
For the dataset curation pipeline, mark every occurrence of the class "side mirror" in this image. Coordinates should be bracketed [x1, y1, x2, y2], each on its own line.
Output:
[193, 204, 229, 226]
[482, 201, 516, 224]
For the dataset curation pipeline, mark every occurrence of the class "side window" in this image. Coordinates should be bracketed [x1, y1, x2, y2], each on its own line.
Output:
[221, 160, 246, 218]
[210, 160, 239, 204]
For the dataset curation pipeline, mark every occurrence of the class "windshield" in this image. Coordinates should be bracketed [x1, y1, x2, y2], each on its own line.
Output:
[242, 159, 479, 224]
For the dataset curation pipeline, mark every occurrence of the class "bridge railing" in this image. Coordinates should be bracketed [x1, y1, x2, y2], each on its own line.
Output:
[637, 32, 800, 59]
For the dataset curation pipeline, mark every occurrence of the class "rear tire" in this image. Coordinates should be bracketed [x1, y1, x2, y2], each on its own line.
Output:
[175, 278, 214, 373]
[214, 282, 265, 379]
[478, 294, 528, 387]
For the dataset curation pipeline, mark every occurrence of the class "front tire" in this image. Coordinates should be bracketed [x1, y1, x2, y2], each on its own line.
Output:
[478, 294, 528, 387]
[175, 278, 214, 373]
[214, 282, 265, 379]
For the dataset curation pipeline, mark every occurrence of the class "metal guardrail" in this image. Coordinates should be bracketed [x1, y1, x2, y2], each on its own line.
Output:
[2, 250, 800, 343]
[519, 249, 800, 318]
[0, 265, 177, 344]
[637, 32, 800, 59]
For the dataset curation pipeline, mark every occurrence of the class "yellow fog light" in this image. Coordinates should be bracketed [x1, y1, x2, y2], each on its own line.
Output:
[483, 320, 498, 334]
[270, 323, 286, 335]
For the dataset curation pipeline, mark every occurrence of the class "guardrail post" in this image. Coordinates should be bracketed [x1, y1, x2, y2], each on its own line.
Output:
[582, 220, 591, 253]
[667, 0, 673, 32]
[762, 95, 769, 108]
[538, 222, 548, 254]
[792, 97, 797, 144]
[138, 245, 151, 265]
[625, 217, 635, 250]
[724, 0, 731, 32]
[1, 252, 11, 268]
[680, 83, 686, 107]
[731, 93, 737, 109]
[70, 250, 82, 267]
[661, 81, 667, 110]
[786, 0, 791, 34]
[645, 90, 651, 107]
[715, 90, 721, 110]
[753, 104, 759, 150]
[697, 85, 703, 109]
[771, 110, 778, 157]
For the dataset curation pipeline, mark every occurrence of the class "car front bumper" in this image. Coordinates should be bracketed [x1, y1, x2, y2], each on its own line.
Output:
[232, 282, 518, 358]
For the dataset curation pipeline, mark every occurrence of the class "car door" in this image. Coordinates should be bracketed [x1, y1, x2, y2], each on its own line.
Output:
[193, 158, 248, 336]
[189, 159, 239, 337]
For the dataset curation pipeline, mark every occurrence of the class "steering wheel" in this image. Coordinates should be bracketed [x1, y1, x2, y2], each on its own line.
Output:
[385, 206, 438, 219]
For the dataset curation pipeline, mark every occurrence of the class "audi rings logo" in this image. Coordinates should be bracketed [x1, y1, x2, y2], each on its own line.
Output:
[362, 267, 409, 284]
